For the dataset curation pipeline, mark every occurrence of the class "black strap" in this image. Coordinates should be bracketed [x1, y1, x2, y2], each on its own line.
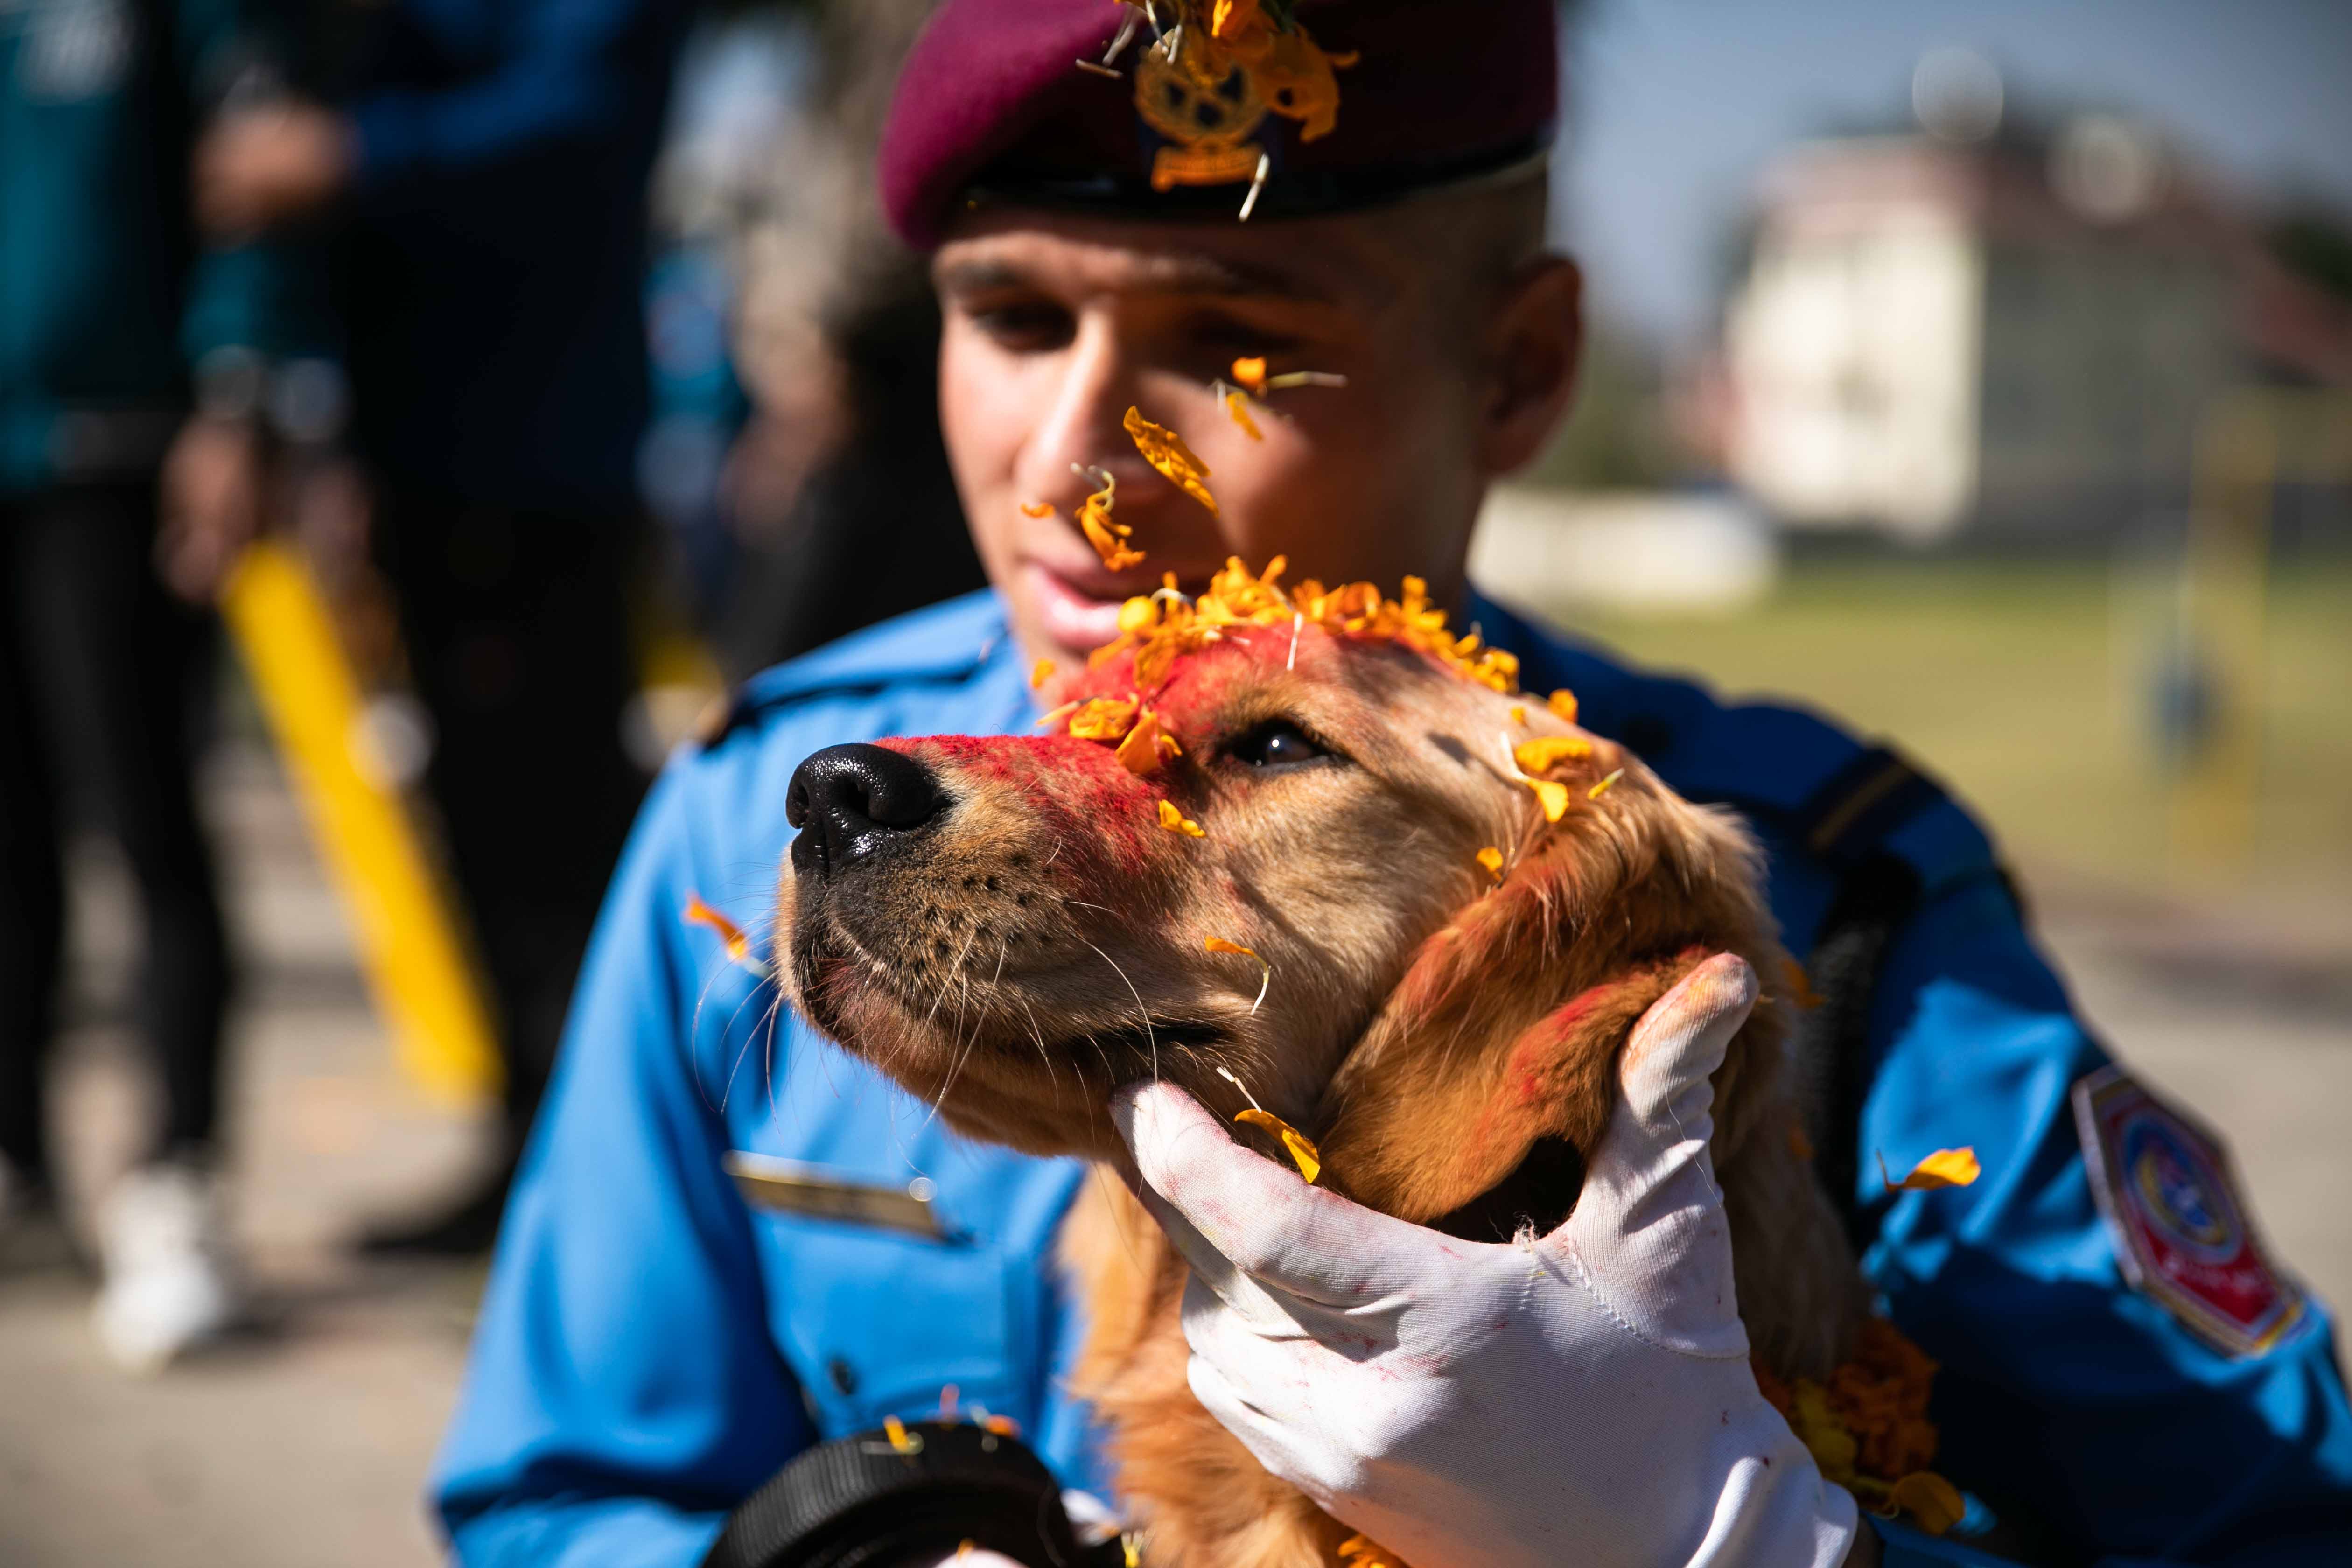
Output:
[1799, 854, 1924, 1253]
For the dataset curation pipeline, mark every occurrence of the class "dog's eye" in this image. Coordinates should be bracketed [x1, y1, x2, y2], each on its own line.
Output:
[1229, 719, 1330, 769]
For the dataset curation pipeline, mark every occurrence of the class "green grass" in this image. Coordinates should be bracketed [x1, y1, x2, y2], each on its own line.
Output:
[1527, 559, 2352, 903]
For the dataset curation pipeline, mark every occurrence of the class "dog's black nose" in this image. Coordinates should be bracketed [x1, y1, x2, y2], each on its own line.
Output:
[787, 742, 944, 881]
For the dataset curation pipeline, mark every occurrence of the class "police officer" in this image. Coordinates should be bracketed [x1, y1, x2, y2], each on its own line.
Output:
[432, 3, 2352, 1564]
[187, 0, 693, 1251]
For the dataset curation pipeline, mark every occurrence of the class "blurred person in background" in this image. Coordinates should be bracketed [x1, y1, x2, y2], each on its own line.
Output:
[655, 0, 986, 681]
[0, 0, 305, 1368]
[184, 0, 692, 1253]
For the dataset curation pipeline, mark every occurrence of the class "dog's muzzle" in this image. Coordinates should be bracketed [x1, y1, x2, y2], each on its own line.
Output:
[787, 742, 944, 883]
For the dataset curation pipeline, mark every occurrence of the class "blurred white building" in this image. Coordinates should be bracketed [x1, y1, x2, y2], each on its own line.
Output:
[1712, 101, 2347, 543]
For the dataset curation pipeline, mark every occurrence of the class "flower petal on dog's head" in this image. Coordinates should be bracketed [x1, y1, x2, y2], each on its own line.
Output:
[1548, 688, 1579, 723]
[1157, 799, 1205, 838]
[1526, 777, 1571, 823]
[1476, 846, 1504, 880]
[1513, 736, 1593, 774]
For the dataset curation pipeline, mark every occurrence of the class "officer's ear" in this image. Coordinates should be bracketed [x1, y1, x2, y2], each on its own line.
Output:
[1475, 252, 1583, 478]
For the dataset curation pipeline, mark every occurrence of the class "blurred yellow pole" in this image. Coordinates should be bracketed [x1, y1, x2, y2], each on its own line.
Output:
[2169, 389, 2352, 873]
[220, 541, 502, 1105]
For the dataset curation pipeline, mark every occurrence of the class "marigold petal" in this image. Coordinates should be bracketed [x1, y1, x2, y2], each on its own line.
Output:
[1508, 705, 1526, 725]
[1019, 501, 1053, 518]
[1068, 697, 1140, 742]
[1234, 1107, 1322, 1184]
[1230, 356, 1267, 393]
[1124, 406, 1218, 514]
[683, 893, 762, 973]
[1030, 658, 1055, 691]
[1886, 1472, 1966, 1535]
[1224, 389, 1264, 441]
[1157, 798, 1205, 837]
[1881, 1147, 1981, 1191]
[1513, 736, 1594, 773]
[1476, 846, 1504, 880]
[1114, 708, 1169, 774]
[1547, 688, 1580, 723]
[1526, 777, 1571, 822]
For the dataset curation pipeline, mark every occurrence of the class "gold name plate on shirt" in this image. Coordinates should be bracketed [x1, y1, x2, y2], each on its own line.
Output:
[723, 1152, 945, 1240]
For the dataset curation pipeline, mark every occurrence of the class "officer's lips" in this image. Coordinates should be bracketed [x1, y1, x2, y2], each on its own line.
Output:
[1025, 560, 1146, 652]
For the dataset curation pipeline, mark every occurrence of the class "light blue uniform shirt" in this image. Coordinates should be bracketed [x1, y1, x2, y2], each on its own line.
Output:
[432, 589, 2352, 1568]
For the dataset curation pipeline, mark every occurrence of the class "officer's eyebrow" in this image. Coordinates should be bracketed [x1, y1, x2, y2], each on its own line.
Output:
[935, 252, 1334, 305]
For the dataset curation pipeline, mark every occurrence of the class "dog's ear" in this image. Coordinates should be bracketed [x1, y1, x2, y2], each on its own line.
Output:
[1311, 771, 1785, 1230]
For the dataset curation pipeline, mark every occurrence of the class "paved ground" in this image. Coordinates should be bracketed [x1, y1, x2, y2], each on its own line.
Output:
[2, 745, 2346, 1567]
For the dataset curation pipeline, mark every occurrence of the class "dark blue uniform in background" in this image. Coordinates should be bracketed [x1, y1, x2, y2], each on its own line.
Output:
[431, 588, 2352, 1568]
[316, 0, 692, 1237]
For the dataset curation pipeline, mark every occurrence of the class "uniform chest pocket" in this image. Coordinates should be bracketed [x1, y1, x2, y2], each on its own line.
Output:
[753, 1209, 1028, 1438]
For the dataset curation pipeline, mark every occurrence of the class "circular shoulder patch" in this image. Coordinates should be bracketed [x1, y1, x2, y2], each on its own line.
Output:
[2072, 1065, 2304, 1356]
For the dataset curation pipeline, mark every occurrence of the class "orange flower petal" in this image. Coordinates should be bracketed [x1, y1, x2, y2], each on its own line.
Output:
[1114, 707, 1171, 774]
[1880, 1148, 1981, 1191]
[1886, 1472, 1966, 1535]
[1526, 777, 1571, 823]
[1157, 798, 1205, 837]
[1019, 501, 1053, 518]
[1230, 356, 1267, 394]
[1224, 389, 1264, 441]
[683, 894, 762, 973]
[1204, 936, 1271, 1013]
[1067, 697, 1140, 742]
[1030, 658, 1055, 691]
[1547, 689, 1579, 723]
[1508, 704, 1526, 725]
[1476, 846, 1505, 880]
[1234, 1108, 1322, 1184]
[1124, 406, 1218, 514]
[1512, 736, 1593, 773]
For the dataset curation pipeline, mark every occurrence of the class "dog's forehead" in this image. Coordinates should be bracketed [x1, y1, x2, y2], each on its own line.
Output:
[1068, 622, 1486, 730]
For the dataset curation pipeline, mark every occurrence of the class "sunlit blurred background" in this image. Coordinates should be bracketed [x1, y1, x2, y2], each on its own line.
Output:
[2, 2, 2344, 1563]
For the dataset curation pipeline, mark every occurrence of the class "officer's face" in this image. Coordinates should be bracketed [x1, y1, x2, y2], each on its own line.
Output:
[934, 202, 1581, 668]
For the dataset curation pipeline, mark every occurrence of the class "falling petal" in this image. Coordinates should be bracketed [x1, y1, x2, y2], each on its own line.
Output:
[883, 1414, 920, 1454]
[1124, 406, 1218, 513]
[1030, 659, 1055, 691]
[1223, 389, 1264, 440]
[1880, 1148, 1981, 1191]
[683, 894, 765, 976]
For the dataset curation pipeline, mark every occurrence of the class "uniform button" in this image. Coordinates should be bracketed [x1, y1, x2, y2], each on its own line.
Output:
[1619, 715, 1673, 757]
[827, 1356, 858, 1395]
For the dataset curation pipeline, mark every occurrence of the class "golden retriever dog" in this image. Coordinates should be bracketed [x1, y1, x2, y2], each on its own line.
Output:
[777, 564, 1864, 1568]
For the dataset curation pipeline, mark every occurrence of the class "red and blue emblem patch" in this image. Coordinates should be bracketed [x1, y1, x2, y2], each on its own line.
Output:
[2072, 1065, 2304, 1357]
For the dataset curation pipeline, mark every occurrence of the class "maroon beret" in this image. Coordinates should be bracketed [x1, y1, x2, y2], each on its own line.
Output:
[879, 0, 1558, 249]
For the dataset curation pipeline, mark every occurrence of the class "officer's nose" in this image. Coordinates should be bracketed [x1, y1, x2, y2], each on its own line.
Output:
[787, 743, 945, 882]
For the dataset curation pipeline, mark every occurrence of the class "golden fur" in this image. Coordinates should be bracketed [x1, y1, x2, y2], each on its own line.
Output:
[778, 622, 1864, 1568]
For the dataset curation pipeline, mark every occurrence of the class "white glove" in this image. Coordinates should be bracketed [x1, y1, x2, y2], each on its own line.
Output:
[1112, 953, 1861, 1568]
